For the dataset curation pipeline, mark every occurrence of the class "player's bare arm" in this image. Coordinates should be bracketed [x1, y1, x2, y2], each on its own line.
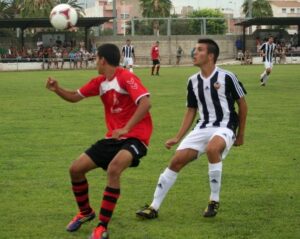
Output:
[165, 107, 197, 149]
[234, 97, 247, 146]
[46, 77, 83, 103]
[112, 96, 151, 139]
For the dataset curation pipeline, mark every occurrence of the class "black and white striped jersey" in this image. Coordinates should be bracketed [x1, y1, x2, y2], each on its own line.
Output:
[259, 42, 276, 62]
[187, 67, 246, 132]
[122, 45, 135, 58]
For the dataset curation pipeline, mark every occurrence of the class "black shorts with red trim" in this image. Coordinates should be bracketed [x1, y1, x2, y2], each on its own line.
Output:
[152, 59, 160, 65]
[85, 138, 147, 170]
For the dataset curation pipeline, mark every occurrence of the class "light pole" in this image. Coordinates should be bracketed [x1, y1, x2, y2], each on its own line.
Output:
[113, 0, 117, 36]
[248, 0, 253, 18]
[122, 0, 126, 36]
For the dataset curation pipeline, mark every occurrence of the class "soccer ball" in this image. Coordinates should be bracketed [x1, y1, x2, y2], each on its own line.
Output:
[49, 4, 78, 30]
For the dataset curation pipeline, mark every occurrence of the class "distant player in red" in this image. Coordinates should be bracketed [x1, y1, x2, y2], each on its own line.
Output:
[46, 43, 152, 239]
[151, 41, 160, 76]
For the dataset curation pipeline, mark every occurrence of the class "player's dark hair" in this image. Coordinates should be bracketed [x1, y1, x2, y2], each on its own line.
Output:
[198, 38, 219, 63]
[97, 43, 120, 66]
[268, 35, 274, 39]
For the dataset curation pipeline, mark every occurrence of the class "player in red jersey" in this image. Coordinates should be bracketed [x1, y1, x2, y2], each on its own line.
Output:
[46, 43, 152, 239]
[151, 41, 160, 76]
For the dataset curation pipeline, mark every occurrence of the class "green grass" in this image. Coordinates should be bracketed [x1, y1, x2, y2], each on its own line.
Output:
[0, 65, 299, 239]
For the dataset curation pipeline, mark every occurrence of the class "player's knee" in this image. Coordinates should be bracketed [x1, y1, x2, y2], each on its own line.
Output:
[206, 144, 219, 157]
[69, 162, 84, 178]
[107, 163, 122, 180]
[169, 156, 186, 172]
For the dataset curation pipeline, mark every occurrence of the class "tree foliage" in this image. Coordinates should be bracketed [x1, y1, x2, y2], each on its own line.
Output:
[242, 0, 273, 18]
[188, 9, 226, 35]
[0, 1, 12, 18]
[0, 0, 84, 19]
[139, 0, 172, 35]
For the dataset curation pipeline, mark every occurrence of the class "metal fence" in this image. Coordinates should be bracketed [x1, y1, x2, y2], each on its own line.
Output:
[100, 17, 245, 36]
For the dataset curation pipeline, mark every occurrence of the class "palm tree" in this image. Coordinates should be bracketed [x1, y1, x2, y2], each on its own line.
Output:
[57, 0, 85, 17]
[0, 0, 22, 18]
[20, 0, 53, 18]
[19, 0, 84, 18]
[139, 0, 172, 35]
[242, 0, 273, 18]
[0, 1, 11, 18]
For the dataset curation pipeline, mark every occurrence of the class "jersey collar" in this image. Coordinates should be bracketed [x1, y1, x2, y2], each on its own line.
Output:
[200, 66, 217, 80]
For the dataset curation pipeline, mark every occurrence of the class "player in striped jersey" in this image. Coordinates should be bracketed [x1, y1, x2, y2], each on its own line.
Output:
[259, 36, 276, 86]
[136, 39, 248, 219]
[122, 39, 135, 72]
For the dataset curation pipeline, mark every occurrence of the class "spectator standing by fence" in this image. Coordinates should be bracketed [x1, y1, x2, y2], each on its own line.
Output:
[176, 46, 183, 65]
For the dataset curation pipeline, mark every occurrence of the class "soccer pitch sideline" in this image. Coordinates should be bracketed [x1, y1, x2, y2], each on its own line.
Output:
[0, 65, 299, 239]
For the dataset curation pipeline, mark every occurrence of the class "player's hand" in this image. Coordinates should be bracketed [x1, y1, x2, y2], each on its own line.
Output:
[234, 134, 244, 146]
[46, 77, 58, 92]
[112, 128, 129, 139]
[165, 137, 179, 149]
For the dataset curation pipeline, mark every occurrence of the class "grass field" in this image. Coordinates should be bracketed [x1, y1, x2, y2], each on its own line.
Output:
[0, 64, 299, 239]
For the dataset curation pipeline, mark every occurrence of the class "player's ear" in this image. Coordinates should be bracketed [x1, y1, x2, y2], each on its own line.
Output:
[102, 57, 108, 66]
[208, 52, 214, 61]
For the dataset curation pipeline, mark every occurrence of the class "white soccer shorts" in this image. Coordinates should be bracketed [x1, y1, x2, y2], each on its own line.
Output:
[123, 57, 133, 67]
[176, 126, 235, 160]
[264, 61, 273, 69]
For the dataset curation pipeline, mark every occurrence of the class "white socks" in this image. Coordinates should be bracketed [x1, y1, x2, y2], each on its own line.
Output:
[150, 163, 222, 210]
[262, 74, 268, 84]
[208, 162, 222, 202]
[129, 67, 133, 72]
[261, 71, 269, 84]
[150, 168, 178, 211]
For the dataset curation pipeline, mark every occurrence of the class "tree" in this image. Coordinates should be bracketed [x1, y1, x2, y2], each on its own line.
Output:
[0, 1, 11, 18]
[127, 18, 153, 35]
[0, 0, 85, 19]
[57, 0, 85, 17]
[20, 0, 53, 18]
[242, 0, 273, 18]
[139, 0, 172, 36]
[20, 0, 84, 18]
[188, 9, 226, 35]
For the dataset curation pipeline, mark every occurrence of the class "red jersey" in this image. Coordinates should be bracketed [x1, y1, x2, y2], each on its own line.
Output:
[151, 45, 159, 60]
[78, 68, 153, 145]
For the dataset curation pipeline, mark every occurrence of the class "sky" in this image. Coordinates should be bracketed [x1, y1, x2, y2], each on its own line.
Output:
[172, 0, 245, 17]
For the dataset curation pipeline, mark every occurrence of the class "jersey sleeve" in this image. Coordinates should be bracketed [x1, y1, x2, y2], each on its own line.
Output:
[77, 77, 101, 97]
[186, 79, 198, 108]
[225, 74, 247, 100]
[121, 73, 150, 104]
[259, 43, 266, 51]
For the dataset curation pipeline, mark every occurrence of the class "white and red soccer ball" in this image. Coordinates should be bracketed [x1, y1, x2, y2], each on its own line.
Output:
[49, 4, 78, 30]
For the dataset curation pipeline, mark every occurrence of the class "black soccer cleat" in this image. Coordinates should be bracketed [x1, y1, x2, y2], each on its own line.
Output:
[203, 200, 219, 217]
[260, 82, 266, 86]
[136, 204, 158, 219]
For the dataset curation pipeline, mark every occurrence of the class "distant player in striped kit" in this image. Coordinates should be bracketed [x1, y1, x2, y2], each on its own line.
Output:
[136, 38, 248, 219]
[259, 36, 276, 86]
[122, 39, 135, 72]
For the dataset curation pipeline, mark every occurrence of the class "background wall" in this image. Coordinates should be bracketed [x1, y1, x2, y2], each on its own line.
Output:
[95, 35, 238, 65]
